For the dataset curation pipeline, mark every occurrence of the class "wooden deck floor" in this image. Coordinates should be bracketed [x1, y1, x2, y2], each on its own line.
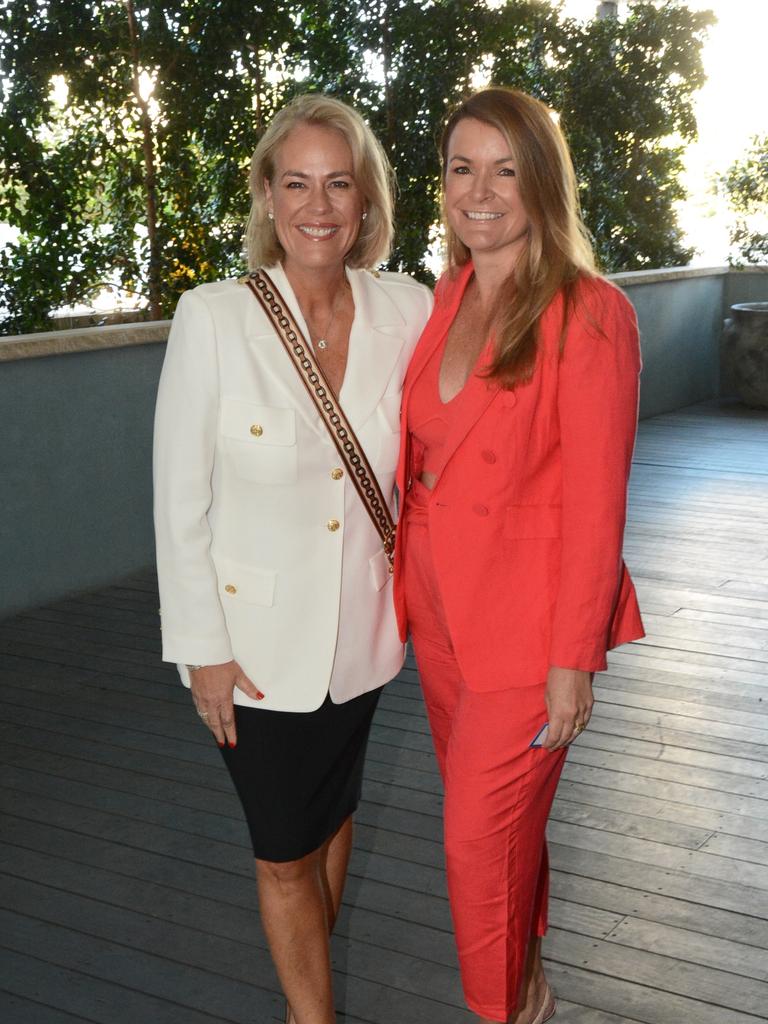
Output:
[1, 399, 767, 1024]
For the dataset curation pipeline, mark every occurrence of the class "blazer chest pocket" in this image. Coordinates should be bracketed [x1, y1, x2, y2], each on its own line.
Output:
[504, 504, 561, 539]
[220, 399, 297, 485]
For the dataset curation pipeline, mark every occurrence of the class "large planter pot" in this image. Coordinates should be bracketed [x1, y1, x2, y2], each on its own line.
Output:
[723, 302, 768, 409]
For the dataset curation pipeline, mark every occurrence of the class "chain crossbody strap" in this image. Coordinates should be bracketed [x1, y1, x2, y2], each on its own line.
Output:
[244, 269, 397, 570]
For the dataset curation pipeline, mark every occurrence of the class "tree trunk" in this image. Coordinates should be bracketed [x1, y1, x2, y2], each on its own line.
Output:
[124, 0, 162, 319]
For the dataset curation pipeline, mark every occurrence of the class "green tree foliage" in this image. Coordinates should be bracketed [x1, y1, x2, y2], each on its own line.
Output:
[0, 0, 712, 334]
[0, 0, 298, 331]
[720, 135, 768, 265]
[551, 1, 712, 271]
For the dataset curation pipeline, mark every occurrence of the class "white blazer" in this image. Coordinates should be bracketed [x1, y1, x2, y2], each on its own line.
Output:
[153, 263, 433, 712]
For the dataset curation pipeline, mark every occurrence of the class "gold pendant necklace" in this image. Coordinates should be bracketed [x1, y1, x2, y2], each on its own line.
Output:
[314, 282, 345, 350]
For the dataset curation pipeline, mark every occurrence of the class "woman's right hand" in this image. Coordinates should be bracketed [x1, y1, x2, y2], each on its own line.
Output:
[189, 660, 264, 748]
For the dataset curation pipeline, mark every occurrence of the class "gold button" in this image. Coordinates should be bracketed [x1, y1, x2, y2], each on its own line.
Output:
[224, 583, 237, 594]
[331, 468, 344, 480]
[327, 519, 341, 532]
[250, 424, 263, 437]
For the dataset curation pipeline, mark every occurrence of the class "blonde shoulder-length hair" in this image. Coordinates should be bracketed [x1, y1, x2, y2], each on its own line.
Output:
[440, 86, 598, 387]
[246, 93, 395, 271]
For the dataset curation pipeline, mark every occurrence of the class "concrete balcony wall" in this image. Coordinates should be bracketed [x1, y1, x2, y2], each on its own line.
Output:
[0, 332, 167, 618]
[613, 267, 729, 419]
[2, 265, 767, 619]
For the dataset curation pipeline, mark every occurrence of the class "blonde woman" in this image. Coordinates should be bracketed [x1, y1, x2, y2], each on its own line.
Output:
[154, 94, 431, 1024]
[393, 87, 644, 1023]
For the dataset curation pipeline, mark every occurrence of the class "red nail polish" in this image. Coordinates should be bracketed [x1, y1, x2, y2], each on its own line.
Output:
[217, 740, 225, 748]
[256, 692, 265, 701]
[228, 740, 236, 749]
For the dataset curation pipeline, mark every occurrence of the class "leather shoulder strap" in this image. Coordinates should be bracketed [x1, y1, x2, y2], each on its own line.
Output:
[244, 269, 396, 568]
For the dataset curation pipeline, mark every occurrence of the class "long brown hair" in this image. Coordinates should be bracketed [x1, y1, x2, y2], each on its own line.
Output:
[440, 87, 597, 387]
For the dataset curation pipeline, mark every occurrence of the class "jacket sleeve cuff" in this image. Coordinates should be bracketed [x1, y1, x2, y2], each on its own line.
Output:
[160, 632, 234, 667]
[548, 639, 609, 674]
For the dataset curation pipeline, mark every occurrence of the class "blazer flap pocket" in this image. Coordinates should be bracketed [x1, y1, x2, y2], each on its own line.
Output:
[217, 559, 277, 606]
[221, 399, 296, 446]
[504, 504, 561, 539]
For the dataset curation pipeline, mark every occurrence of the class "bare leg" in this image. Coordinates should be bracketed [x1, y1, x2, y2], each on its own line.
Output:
[320, 816, 353, 930]
[282, 816, 354, 1024]
[511, 936, 550, 1022]
[256, 851, 335, 1024]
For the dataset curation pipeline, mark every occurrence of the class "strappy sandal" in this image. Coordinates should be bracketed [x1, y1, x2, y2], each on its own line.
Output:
[531, 985, 556, 1024]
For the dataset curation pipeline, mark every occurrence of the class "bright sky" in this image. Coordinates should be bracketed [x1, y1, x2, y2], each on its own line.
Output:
[561, 0, 768, 264]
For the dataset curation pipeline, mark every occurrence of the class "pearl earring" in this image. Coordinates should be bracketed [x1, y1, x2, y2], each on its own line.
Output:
[268, 212, 274, 221]
[361, 211, 367, 221]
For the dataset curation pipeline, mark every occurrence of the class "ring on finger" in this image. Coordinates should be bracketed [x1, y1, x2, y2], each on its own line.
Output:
[197, 709, 210, 721]
[573, 721, 586, 734]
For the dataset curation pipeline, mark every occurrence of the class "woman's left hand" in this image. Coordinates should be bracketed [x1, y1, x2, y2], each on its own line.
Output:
[543, 666, 594, 750]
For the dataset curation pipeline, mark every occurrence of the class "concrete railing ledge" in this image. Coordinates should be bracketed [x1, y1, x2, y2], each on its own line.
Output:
[3, 265, 768, 363]
[0, 318, 170, 362]
[609, 264, 731, 287]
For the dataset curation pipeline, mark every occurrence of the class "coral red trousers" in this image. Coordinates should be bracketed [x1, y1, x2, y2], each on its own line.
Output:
[403, 481, 567, 1021]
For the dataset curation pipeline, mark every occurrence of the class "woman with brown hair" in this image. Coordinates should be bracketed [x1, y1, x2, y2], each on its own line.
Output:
[393, 87, 644, 1023]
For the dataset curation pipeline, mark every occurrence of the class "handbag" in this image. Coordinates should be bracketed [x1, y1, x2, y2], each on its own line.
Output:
[243, 268, 397, 571]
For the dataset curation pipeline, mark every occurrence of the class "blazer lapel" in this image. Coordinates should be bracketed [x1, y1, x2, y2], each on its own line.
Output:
[244, 263, 326, 437]
[400, 261, 475, 420]
[339, 269, 410, 434]
[425, 261, 517, 482]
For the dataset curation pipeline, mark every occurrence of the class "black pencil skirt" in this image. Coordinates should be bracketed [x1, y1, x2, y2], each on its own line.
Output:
[219, 686, 382, 862]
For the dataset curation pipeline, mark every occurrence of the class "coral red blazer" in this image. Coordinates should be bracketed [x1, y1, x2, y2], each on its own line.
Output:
[393, 262, 645, 690]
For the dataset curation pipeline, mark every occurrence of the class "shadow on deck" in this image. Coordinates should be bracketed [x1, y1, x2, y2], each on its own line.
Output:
[1, 400, 767, 1024]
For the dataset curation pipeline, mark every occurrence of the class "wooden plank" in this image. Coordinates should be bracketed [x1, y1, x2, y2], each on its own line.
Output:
[698, 832, 768, 867]
[561, 760, 768, 821]
[544, 961, 765, 1024]
[554, 778, 768, 844]
[0, 624, 164, 666]
[583, 716, 768, 764]
[564, 745, 768, 801]
[548, 820, 768, 891]
[596, 669, 768, 715]
[550, 870, 768, 950]
[4, 615, 162, 653]
[594, 687, 768, 733]
[0, 945, 249, 1024]
[548, 841, 768, 919]
[672, 607, 768, 630]
[605, 917, 768, 982]
[549, 798, 714, 850]
[546, 927, 768, 1019]
[0, 993, 94, 1024]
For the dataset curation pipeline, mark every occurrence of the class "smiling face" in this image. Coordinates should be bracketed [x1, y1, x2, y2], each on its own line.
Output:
[264, 122, 364, 277]
[443, 116, 530, 271]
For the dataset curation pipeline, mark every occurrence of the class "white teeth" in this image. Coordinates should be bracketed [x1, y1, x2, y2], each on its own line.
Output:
[465, 211, 503, 221]
[298, 226, 338, 238]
